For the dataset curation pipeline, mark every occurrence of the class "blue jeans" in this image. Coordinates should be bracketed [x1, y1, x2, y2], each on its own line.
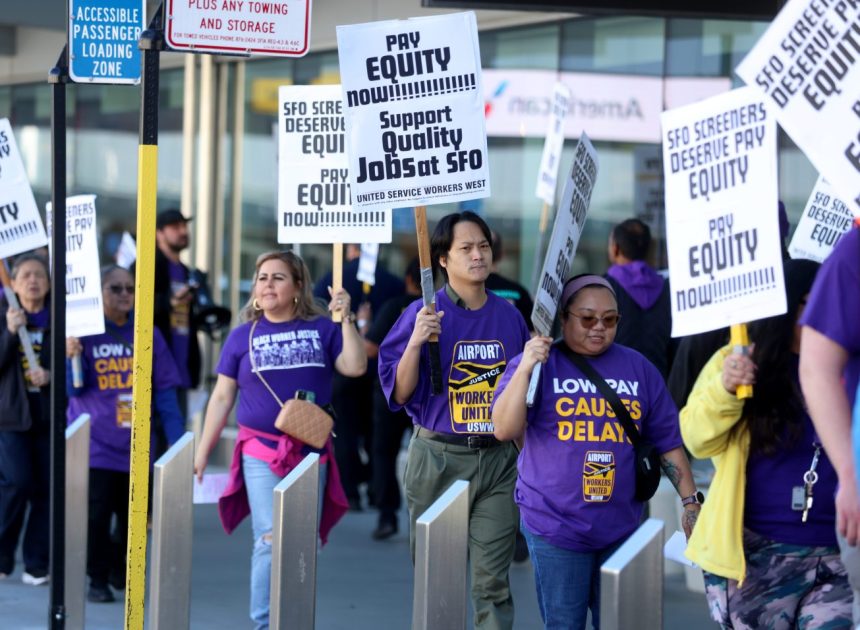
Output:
[243, 453, 328, 630]
[522, 522, 622, 630]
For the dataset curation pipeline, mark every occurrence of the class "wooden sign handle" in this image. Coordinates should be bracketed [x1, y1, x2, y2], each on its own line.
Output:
[414, 207, 442, 395]
[332, 243, 343, 323]
[730, 323, 753, 399]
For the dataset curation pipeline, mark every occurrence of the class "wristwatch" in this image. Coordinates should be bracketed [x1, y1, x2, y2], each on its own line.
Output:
[681, 491, 705, 507]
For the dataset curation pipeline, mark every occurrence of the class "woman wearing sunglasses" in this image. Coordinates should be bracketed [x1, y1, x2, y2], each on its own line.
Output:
[66, 265, 185, 603]
[492, 273, 699, 630]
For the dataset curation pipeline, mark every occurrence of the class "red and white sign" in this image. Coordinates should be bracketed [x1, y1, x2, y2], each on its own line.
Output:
[166, 0, 312, 57]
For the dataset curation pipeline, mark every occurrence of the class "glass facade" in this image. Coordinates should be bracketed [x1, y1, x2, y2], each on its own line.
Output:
[3, 14, 820, 324]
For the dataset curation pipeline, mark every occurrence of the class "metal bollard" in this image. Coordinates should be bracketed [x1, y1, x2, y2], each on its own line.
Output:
[65, 414, 90, 630]
[600, 518, 665, 630]
[412, 479, 470, 630]
[149, 432, 195, 630]
[270, 453, 321, 630]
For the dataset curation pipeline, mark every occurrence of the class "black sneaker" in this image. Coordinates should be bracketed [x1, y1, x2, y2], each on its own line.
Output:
[372, 519, 398, 541]
[109, 571, 126, 591]
[87, 583, 115, 603]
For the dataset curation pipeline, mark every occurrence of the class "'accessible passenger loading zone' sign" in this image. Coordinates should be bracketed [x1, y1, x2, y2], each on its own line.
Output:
[661, 87, 786, 337]
[336, 12, 490, 211]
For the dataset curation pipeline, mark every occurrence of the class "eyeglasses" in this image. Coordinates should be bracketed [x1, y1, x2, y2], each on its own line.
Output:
[567, 312, 620, 329]
[107, 284, 135, 295]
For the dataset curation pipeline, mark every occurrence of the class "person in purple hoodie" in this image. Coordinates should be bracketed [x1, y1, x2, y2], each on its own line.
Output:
[605, 218, 673, 379]
[378, 211, 530, 629]
[66, 265, 185, 604]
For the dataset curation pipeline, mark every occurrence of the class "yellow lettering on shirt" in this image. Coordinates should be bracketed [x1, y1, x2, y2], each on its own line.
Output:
[557, 421, 573, 440]
[556, 397, 574, 417]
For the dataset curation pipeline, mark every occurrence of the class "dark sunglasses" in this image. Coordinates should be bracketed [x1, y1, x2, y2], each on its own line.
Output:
[567, 312, 620, 329]
[107, 284, 135, 295]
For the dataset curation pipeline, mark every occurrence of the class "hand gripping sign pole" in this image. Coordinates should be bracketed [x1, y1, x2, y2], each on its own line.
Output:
[125, 7, 163, 629]
[416, 206, 443, 395]
[730, 324, 753, 399]
[0, 260, 40, 370]
[47, 44, 69, 630]
[332, 243, 344, 323]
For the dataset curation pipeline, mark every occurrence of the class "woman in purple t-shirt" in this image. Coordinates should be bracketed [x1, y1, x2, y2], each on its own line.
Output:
[682, 259, 852, 628]
[194, 250, 365, 630]
[493, 274, 700, 630]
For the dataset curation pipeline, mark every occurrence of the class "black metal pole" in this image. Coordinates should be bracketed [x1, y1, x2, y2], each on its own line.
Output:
[47, 44, 68, 630]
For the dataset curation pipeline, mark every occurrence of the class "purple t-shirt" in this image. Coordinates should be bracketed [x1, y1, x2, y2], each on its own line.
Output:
[800, 226, 860, 406]
[493, 343, 682, 551]
[67, 320, 182, 472]
[168, 261, 192, 388]
[378, 288, 530, 435]
[216, 315, 343, 436]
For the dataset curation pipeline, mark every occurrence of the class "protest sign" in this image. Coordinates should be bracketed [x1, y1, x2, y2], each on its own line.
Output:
[116, 231, 137, 269]
[166, 0, 312, 57]
[531, 134, 598, 337]
[278, 85, 392, 244]
[735, 0, 860, 215]
[46, 195, 106, 338]
[662, 86, 785, 337]
[336, 12, 490, 211]
[356, 242, 379, 285]
[789, 176, 858, 262]
[0, 119, 48, 259]
[535, 82, 572, 205]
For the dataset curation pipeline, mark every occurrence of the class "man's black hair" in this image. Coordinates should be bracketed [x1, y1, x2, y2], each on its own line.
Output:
[611, 218, 651, 261]
[405, 257, 421, 288]
[430, 211, 493, 280]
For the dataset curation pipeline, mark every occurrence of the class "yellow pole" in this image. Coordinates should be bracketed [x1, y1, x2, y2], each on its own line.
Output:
[125, 13, 162, 628]
[730, 323, 753, 399]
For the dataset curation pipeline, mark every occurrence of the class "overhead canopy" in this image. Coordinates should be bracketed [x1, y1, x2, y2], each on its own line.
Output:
[421, 0, 782, 20]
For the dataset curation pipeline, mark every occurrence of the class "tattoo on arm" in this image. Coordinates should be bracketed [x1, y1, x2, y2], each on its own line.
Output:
[660, 455, 682, 490]
[682, 507, 699, 533]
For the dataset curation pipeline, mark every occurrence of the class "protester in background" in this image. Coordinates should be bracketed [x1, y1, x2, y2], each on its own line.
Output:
[314, 243, 404, 511]
[682, 259, 852, 627]
[66, 265, 185, 603]
[365, 257, 421, 540]
[378, 212, 529, 629]
[0, 253, 52, 585]
[486, 230, 535, 333]
[194, 250, 363, 630]
[604, 218, 672, 379]
[800, 222, 860, 624]
[492, 274, 698, 630]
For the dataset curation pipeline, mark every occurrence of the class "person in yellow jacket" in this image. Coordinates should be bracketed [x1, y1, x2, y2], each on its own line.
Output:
[680, 259, 852, 628]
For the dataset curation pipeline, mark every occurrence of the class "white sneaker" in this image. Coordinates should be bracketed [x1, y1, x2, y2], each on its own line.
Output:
[22, 571, 49, 586]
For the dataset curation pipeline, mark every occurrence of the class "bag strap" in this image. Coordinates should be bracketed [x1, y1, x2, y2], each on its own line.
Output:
[248, 319, 284, 407]
[104, 326, 134, 355]
[552, 340, 645, 448]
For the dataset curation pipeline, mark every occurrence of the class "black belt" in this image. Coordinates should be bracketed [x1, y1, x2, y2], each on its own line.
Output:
[416, 427, 501, 450]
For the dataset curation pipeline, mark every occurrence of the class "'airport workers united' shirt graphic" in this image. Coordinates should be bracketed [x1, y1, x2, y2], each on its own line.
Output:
[448, 340, 506, 434]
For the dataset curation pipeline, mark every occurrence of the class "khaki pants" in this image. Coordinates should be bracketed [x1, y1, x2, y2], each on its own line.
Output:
[404, 430, 519, 630]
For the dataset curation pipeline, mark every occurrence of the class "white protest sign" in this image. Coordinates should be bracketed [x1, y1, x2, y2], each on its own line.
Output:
[662, 87, 785, 337]
[531, 134, 598, 336]
[337, 12, 490, 211]
[46, 195, 105, 338]
[788, 176, 857, 262]
[0, 119, 48, 259]
[116, 231, 136, 269]
[535, 82, 571, 205]
[356, 243, 379, 285]
[165, 0, 312, 57]
[278, 85, 392, 244]
[735, 0, 860, 215]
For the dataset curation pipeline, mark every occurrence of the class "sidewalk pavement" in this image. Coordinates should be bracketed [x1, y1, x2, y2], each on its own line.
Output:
[0, 494, 712, 629]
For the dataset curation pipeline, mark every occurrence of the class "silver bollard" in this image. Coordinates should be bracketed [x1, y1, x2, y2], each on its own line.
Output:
[65, 414, 90, 630]
[270, 453, 321, 630]
[149, 432, 195, 630]
[412, 479, 470, 630]
[600, 518, 665, 630]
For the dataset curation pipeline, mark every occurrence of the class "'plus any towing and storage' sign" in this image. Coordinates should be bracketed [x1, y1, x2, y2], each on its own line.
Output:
[69, 0, 145, 84]
[166, 0, 312, 57]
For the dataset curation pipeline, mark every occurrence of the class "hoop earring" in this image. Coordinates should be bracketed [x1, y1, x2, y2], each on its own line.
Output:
[293, 296, 299, 305]
[253, 299, 262, 311]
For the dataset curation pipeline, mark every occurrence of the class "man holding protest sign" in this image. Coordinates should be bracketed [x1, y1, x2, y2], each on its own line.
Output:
[378, 211, 529, 629]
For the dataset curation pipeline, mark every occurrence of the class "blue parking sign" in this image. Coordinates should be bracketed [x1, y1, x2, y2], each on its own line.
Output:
[69, 0, 145, 84]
